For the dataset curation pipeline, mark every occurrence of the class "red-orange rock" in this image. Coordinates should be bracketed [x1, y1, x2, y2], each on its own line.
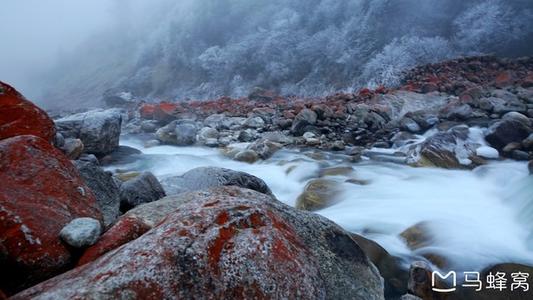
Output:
[0, 81, 55, 142]
[13, 187, 383, 299]
[153, 102, 178, 122]
[139, 103, 156, 119]
[494, 70, 514, 88]
[77, 216, 151, 266]
[0, 135, 103, 294]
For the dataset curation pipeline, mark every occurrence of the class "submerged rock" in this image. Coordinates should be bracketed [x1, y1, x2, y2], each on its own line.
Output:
[0, 135, 102, 294]
[60, 218, 102, 248]
[14, 187, 384, 300]
[55, 109, 122, 156]
[0, 81, 56, 142]
[234, 149, 259, 163]
[296, 179, 341, 211]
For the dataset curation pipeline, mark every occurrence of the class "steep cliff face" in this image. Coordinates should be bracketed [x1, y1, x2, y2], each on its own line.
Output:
[41, 0, 533, 108]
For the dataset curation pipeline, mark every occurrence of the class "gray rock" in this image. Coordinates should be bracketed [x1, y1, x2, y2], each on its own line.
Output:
[417, 132, 462, 169]
[99, 145, 142, 165]
[486, 112, 532, 151]
[441, 103, 473, 120]
[60, 138, 84, 160]
[261, 131, 294, 144]
[247, 139, 282, 160]
[155, 121, 178, 144]
[400, 117, 421, 133]
[160, 166, 272, 196]
[203, 113, 226, 129]
[291, 108, 318, 136]
[140, 120, 160, 133]
[243, 116, 265, 129]
[175, 122, 197, 146]
[119, 172, 166, 212]
[237, 129, 256, 142]
[197, 127, 219, 145]
[59, 218, 102, 248]
[55, 109, 122, 156]
[74, 161, 120, 227]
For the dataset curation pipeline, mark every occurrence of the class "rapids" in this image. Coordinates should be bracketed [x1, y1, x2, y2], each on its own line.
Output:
[111, 135, 533, 273]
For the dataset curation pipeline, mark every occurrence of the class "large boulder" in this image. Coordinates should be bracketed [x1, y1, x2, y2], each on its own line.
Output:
[485, 112, 533, 151]
[0, 81, 55, 142]
[74, 161, 121, 228]
[0, 135, 103, 294]
[55, 109, 122, 156]
[160, 167, 272, 196]
[14, 187, 384, 300]
[155, 121, 198, 146]
[119, 172, 166, 212]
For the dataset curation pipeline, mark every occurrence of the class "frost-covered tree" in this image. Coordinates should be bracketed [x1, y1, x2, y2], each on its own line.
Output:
[40, 0, 533, 108]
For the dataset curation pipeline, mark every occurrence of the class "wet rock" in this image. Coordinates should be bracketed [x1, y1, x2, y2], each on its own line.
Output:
[55, 109, 122, 156]
[14, 187, 384, 300]
[261, 131, 294, 145]
[303, 131, 320, 145]
[319, 166, 354, 177]
[291, 108, 318, 136]
[140, 120, 159, 133]
[160, 167, 272, 196]
[74, 161, 120, 228]
[400, 117, 421, 133]
[351, 234, 409, 298]
[237, 128, 256, 142]
[296, 179, 341, 211]
[400, 222, 434, 250]
[511, 150, 529, 161]
[155, 120, 177, 144]
[485, 112, 532, 151]
[0, 81, 56, 142]
[234, 149, 259, 163]
[59, 138, 84, 160]
[407, 261, 434, 300]
[98, 145, 142, 165]
[247, 139, 282, 160]
[119, 172, 166, 212]
[0, 135, 102, 294]
[60, 218, 102, 248]
[418, 132, 462, 169]
[521, 133, 533, 151]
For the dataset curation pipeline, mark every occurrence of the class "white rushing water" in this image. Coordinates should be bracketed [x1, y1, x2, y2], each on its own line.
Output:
[114, 136, 533, 272]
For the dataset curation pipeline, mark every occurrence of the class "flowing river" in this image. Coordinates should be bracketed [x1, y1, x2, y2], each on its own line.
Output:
[110, 135, 533, 273]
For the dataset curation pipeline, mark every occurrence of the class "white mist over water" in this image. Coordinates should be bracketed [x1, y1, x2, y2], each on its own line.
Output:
[116, 136, 533, 272]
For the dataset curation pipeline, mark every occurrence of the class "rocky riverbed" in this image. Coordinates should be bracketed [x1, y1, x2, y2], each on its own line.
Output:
[2, 56, 533, 299]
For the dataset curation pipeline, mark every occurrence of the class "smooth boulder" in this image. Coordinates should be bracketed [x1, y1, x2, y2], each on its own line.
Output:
[55, 109, 122, 155]
[296, 179, 341, 211]
[160, 167, 272, 196]
[14, 187, 384, 300]
[485, 112, 532, 151]
[60, 218, 102, 248]
[0, 135, 103, 294]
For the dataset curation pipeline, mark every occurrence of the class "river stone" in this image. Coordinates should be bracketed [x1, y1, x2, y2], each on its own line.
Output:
[175, 122, 197, 146]
[485, 112, 533, 151]
[155, 120, 178, 144]
[234, 149, 259, 163]
[14, 187, 384, 300]
[399, 222, 434, 250]
[247, 139, 282, 160]
[119, 172, 166, 212]
[74, 161, 120, 228]
[197, 127, 219, 145]
[475, 146, 499, 159]
[418, 132, 462, 169]
[59, 218, 102, 248]
[351, 234, 409, 298]
[243, 116, 265, 129]
[160, 167, 273, 196]
[55, 109, 122, 156]
[296, 179, 341, 211]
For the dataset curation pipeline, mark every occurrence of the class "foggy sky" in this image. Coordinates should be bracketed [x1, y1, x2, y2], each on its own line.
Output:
[0, 0, 112, 102]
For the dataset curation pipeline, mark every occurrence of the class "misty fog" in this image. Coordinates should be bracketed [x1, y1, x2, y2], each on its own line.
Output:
[2, 0, 533, 109]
